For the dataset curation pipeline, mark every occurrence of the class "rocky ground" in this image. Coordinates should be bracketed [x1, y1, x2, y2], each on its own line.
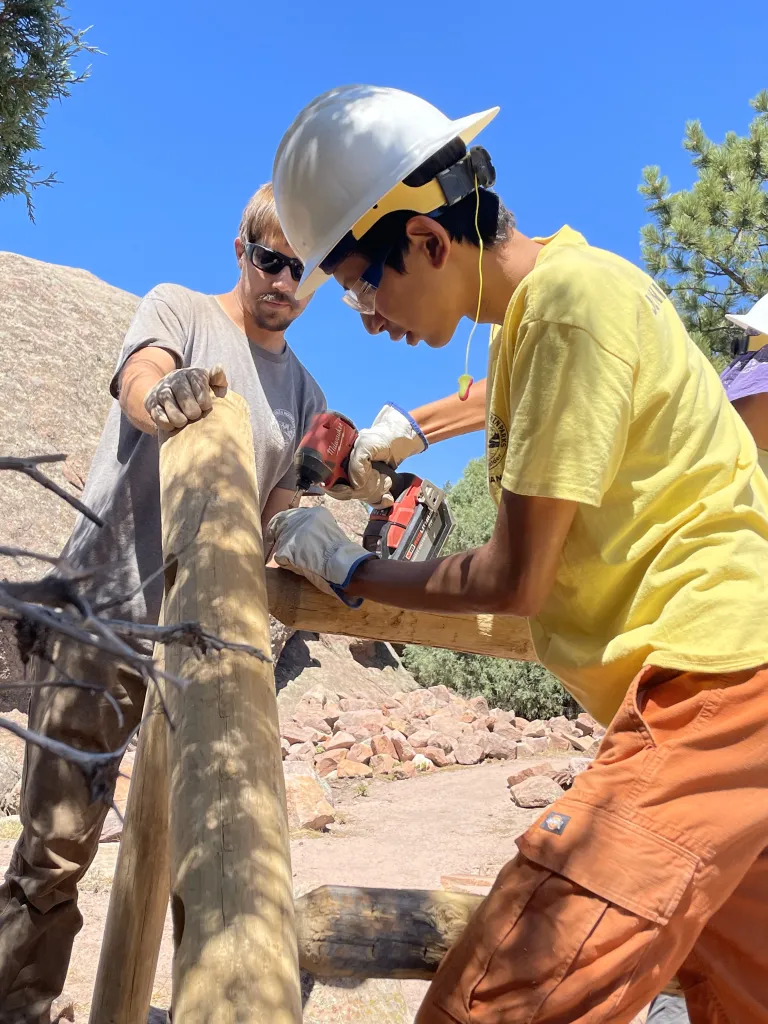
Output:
[277, 678, 602, 793]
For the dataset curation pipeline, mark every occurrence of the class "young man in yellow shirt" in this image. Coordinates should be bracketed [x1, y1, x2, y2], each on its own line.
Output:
[267, 86, 768, 1022]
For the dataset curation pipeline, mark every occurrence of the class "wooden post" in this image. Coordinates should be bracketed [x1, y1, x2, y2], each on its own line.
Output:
[266, 568, 536, 661]
[161, 393, 301, 1023]
[88, 678, 170, 1023]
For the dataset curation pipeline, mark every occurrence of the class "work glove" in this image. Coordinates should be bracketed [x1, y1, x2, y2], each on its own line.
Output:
[144, 365, 228, 431]
[266, 506, 376, 608]
[329, 403, 427, 508]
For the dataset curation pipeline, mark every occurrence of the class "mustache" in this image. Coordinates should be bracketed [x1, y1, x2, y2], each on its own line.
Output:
[259, 291, 298, 309]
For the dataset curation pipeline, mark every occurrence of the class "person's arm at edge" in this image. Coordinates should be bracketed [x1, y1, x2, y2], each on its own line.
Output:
[119, 347, 177, 434]
[346, 487, 577, 617]
[732, 393, 768, 450]
[410, 378, 487, 444]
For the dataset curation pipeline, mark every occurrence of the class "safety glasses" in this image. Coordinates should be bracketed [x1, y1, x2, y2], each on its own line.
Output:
[341, 255, 388, 316]
[245, 242, 304, 283]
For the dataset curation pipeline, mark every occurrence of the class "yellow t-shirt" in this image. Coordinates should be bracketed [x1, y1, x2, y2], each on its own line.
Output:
[487, 226, 768, 725]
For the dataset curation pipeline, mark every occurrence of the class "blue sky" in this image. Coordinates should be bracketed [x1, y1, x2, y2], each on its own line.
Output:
[3, 0, 766, 488]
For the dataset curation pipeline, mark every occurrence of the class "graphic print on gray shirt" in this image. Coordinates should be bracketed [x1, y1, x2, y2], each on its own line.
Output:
[61, 283, 326, 641]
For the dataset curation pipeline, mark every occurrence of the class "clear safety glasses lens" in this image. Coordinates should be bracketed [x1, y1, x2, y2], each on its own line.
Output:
[341, 259, 385, 316]
[342, 279, 378, 315]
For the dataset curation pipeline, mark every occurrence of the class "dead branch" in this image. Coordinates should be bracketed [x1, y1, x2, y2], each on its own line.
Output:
[0, 713, 140, 804]
[0, 546, 61, 567]
[98, 618, 273, 662]
[0, 589, 189, 691]
[0, 548, 110, 586]
[0, 455, 104, 527]
[0, 677, 124, 729]
[0, 584, 270, 777]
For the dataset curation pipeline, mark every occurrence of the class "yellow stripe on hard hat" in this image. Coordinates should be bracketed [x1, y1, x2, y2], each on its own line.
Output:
[350, 108, 499, 241]
[351, 177, 446, 239]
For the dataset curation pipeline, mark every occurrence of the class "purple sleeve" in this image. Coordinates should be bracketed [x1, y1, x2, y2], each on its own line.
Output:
[720, 346, 768, 402]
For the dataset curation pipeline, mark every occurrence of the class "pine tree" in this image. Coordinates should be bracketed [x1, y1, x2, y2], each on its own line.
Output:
[0, 1, 98, 218]
[639, 91, 768, 367]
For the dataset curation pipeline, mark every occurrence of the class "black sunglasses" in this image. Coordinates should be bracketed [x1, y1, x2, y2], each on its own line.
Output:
[245, 242, 304, 283]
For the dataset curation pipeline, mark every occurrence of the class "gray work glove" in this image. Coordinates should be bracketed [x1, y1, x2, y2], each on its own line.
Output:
[144, 365, 228, 430]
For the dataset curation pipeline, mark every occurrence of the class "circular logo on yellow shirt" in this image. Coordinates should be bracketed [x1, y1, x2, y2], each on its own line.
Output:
[487, 412, 508, 471]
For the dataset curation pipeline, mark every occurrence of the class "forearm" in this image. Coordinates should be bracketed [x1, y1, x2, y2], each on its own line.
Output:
[410, 377, 486, 444]
[345, 491, 576, 617]
[119, 349, 176, 434]
[732, 394, 768, 450]
[119, 362, 164, 433]
[345, 541, 522, 616]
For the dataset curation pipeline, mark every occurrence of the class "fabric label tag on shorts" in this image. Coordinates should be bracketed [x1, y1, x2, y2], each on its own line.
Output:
[541, 812, 571, 836]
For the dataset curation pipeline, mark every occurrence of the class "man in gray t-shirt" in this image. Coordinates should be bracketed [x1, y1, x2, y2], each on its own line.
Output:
[0, 184, 325, 1021]
[65, 277, 324, 638]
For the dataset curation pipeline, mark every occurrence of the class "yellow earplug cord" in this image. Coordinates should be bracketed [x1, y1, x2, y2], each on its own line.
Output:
[458, 174, 484, 401]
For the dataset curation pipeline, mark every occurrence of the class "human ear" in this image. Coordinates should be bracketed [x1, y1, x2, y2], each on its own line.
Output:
[405, 215, 450, 270]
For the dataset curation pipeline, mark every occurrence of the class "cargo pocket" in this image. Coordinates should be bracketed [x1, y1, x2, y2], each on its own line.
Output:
[518, 797, 699, 925]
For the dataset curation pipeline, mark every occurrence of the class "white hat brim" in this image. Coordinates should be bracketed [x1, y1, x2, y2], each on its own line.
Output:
[725, 295, 768, 335]
[725, 312, 754, 331]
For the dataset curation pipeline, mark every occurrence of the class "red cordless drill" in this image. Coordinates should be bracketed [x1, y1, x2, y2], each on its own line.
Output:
[289, 411, 453, 562]
[291, 411, 368, 497]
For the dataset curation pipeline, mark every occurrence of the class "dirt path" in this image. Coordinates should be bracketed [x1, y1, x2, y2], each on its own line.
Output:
[292, 759, 542, 895]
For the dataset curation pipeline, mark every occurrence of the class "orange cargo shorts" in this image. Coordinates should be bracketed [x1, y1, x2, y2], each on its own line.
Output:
[416, 663, 768, 1024]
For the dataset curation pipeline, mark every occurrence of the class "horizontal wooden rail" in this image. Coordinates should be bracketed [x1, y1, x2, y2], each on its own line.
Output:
[266, 568, 536, 661]
[295, 885, 481, 979]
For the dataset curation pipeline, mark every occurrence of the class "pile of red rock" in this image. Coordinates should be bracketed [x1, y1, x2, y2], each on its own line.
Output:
[280, 683, 605, 781]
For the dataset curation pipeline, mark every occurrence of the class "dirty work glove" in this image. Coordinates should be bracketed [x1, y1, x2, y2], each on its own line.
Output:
[266, 506, 376, 608]
[330, 403, 427, 509]
[326, 471, 398, 508]
[144, 365, 228, 430]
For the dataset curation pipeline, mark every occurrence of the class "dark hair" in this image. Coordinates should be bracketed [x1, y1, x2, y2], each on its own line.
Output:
[327, 139, 514, 274]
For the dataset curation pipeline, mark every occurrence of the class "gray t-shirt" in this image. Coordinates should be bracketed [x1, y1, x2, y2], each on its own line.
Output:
[61, 283, 325, 640]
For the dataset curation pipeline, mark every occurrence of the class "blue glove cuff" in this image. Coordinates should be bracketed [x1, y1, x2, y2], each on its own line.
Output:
[330, 552, 377, 608]
[389, 402, 428, 451]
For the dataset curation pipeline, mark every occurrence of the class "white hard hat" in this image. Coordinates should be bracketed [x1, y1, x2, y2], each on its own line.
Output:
[725, 293, 768, 335]
[273, 85, 499, 298]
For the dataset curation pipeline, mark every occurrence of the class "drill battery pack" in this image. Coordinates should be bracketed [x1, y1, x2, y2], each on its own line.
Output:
[363, 474, 454, 562]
